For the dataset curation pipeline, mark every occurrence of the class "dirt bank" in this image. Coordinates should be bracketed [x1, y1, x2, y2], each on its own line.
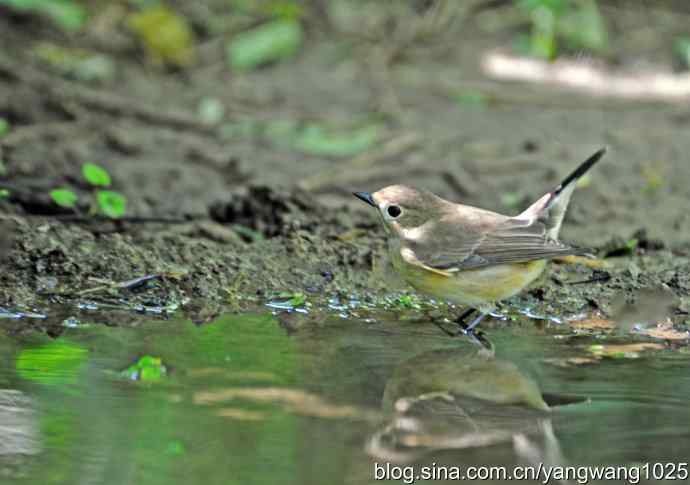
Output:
[1, 3, 689, 336]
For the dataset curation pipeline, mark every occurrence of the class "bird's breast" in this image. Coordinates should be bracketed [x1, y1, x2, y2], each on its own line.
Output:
[389, 241, 547, 306]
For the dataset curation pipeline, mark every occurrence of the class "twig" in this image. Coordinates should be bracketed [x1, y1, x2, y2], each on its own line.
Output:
[75, 274, 162, 296]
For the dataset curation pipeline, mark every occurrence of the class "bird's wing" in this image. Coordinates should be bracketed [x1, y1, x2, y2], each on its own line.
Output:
[405, 216, 584, 272]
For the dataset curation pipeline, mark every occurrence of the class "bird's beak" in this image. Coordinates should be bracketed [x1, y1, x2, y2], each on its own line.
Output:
[353, 191, 376, 207]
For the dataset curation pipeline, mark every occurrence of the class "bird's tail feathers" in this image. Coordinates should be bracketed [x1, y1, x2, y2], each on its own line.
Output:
[553, 147, 607, 197]
[518, 147, 607, 239]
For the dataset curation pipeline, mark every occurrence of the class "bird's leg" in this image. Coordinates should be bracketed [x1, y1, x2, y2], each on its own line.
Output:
[457, 312, 493, 351]
[436, 308, 493, 350]
[453, 308, 476, 327]
[465, 312, 486, 332]
[433, 308, 476, 337]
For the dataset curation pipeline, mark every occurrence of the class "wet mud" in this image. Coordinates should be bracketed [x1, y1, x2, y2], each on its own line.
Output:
[1, 3, 689, 340]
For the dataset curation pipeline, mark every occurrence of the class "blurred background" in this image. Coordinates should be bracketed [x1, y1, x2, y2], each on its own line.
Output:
[1, 0, 690, 249]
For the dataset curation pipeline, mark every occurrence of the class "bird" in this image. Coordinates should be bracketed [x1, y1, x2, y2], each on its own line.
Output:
[353, 147, 607, 345]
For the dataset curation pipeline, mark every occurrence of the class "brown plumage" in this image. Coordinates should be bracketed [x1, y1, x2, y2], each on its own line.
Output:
[354, 148, 606, 342]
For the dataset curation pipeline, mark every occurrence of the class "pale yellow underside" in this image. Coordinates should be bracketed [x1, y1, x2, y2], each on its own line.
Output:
[390, 245, 547, 308]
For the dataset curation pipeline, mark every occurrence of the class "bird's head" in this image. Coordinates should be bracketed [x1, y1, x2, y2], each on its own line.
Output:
[353, 185, 446, 239]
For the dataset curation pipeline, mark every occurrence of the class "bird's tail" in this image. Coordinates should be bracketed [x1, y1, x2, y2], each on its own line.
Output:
[518, 147, 607, 239]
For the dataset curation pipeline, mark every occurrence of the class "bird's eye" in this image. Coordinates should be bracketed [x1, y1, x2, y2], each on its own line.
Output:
[386, 205, 402, 218]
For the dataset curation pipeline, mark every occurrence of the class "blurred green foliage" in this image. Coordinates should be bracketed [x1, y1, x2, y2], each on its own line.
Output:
[33, 42, 115, 83]
[0, 0, 86, 31]
[272, 291, 307, 308]
[292, 123, 379, 157]
[454, 91, 490, 109]
[393, 294, 422, 310]
[221, 118, 380, 157]
[165, 440, 186, 456]
[641, 162, 666, 194]
[0, 118, 9, 137]
[515, 0, 607, 59]
[227, 19, 303, 71]
[265, 120, 380, 157]
[286, 292, 306, 307]
[16, 340, 88, 385]
[126, 5, 195, 67]
[197, 97, 226, 125]
[674, 37, 690, 70]
[230, 0, 304, 20]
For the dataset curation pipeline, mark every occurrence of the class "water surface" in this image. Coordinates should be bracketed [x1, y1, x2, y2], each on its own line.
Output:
[1, 313, 688, 484]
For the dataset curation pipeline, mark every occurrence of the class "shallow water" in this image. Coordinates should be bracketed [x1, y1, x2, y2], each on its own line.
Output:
[0, 313, 688, 484]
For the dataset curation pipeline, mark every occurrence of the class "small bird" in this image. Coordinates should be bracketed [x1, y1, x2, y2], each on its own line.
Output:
[354, 148, 606, 344]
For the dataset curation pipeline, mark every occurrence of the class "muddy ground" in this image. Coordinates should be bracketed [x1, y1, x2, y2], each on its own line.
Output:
[1, 1, 690, 336]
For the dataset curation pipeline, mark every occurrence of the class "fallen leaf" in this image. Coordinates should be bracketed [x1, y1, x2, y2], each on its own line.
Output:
[569, 316, 616, 330]
[642, 324, 689, 341]
[554, 255, 609, 269]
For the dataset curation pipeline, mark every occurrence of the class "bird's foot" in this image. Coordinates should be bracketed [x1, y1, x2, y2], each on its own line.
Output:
[455, 312, 493, 350]
[462, 327, 493, 351]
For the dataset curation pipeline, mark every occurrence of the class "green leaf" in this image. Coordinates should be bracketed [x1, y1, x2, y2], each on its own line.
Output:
[625, 238, 639, 252]
[50, 188, 78, 208]
[0, 189, 9, 199]
[529, 5, 557, 59]
[288, 292, 306, 307]
[33, 42, 115, 83]
[0, 117, 9, 137]
[96, 190, 127, 218]
[674, 37, 690, 70]
[517, 0, 567, 15]
[197, 97, 225, 125]
[558, 0, 608, 54]
[232, 224, 264, 242]
[218, 120, 260, 140]
[120, 355, 166, 382]
[165, 440, 186, 456]
[262, 1, 304, 20]
[293, 123, 379, 157]
[516, 0, 608, 59]
[454, 91, 489, 109]
[394, 294, 421, 310]
[0, 0, 86, 31]
[227, 19, 303, 71]
[126, 5, 195, 67]
[82, 163, 112, 187]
